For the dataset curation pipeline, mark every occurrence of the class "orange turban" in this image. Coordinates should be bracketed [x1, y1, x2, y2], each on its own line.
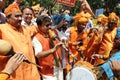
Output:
[108, 12, 119, 23]
[80, 11, 91, 18]
[97, 14, 108, 26]
[32, 4, 40, 10]
[78, 17, 88, 23]
[74, 11, 91, 23]
[73, 13, 82, 23]
[4, 3, 21, 17]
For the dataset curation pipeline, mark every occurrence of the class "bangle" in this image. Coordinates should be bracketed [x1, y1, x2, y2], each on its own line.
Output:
[102, 55, 108, 60]
[99, 55, 103, 59]
[0, 72, 10, 78]
[101, 55, 104, 59]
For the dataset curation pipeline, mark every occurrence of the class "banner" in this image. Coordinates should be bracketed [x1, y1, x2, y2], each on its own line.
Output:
[57, 0, 76, 7]
[95, 8, 104, 18]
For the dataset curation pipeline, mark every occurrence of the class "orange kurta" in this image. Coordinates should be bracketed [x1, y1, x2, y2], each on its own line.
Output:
[95, 27, 117, 65]
[0, 23, 40, 80]
[84, 28, 104, 63]
[84, 33, 99, 63]
[69, 26, 90, 62]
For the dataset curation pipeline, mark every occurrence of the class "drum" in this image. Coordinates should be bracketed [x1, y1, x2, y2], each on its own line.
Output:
[66, 61, 97, 80]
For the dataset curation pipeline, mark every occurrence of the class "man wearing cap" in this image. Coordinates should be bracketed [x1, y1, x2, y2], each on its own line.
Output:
[0, 2, 40, 80]
[32, 4, 41, 21]
[92, 12, 119, 65]
[55, 14, 72, 41]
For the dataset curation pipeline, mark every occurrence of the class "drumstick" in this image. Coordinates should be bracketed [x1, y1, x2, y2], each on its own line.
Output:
[24, 60, 42, 69]
[9, 49, 43, 69]
[29, 61, 42, 69]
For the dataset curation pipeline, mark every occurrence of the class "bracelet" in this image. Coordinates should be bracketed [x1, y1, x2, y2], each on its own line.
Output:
[99, 55, 103, 59]
[101, 55, 104, 59]
[0, 72, 10, 78]
[102, 55, 108, 60]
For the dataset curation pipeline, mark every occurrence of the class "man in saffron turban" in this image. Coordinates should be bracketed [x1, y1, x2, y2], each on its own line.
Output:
[0, 2, 40, 80]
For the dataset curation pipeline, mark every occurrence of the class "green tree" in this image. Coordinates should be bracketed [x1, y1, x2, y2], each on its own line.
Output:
[5, 0, 120, 16]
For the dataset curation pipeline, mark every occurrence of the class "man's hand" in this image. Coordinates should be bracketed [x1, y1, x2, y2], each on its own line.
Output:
[110, 60, 120, 79]
[54, 42, 63, 51]
[91, 54, 103, 59]
[2, 53, 26, 75]
[72, 41, 81, 46]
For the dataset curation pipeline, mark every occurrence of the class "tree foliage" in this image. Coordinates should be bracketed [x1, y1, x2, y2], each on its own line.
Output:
[6, 0, 120, 16]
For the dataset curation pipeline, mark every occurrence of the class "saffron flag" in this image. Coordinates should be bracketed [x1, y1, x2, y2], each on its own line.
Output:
[57, 0, 76, 7]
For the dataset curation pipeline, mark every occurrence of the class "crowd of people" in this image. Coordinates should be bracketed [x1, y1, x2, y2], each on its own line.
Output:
[0, 0, 120, 80]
